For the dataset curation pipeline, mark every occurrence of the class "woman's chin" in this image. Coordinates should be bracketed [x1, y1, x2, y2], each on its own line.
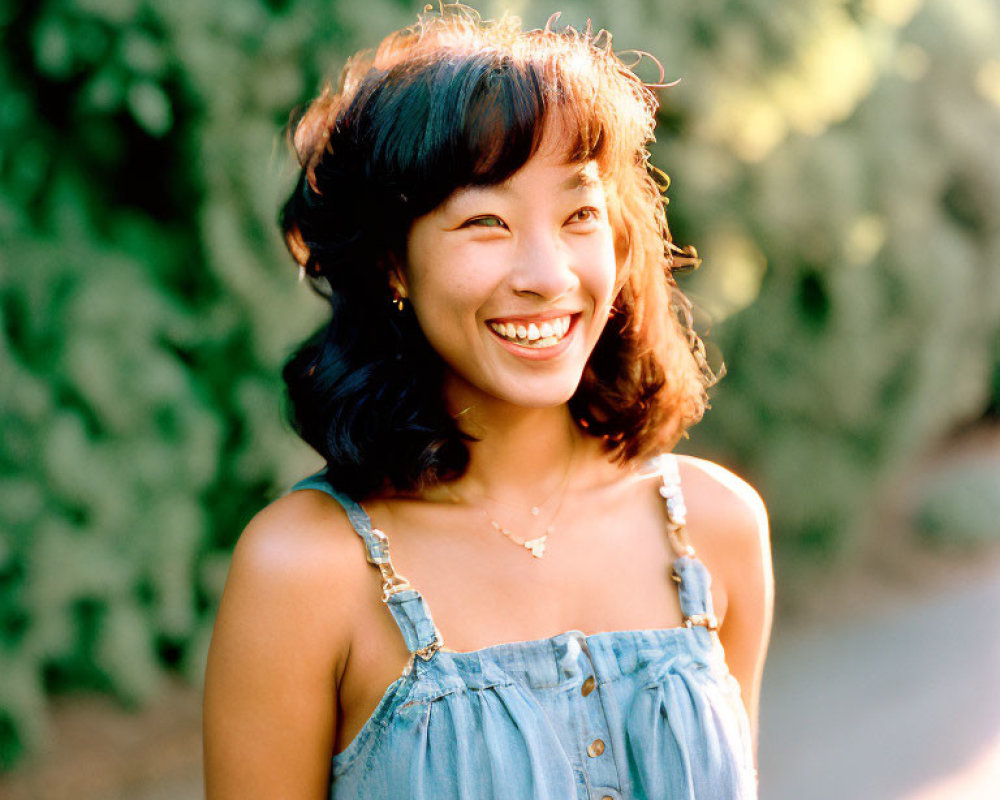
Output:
[444, 373, 582, 415]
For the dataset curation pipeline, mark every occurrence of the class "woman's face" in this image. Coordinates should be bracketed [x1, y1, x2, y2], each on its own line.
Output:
[400, 131, 619, 414]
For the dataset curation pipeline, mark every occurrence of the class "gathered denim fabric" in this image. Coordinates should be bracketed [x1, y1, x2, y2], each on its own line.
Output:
[291, 456, 756, 799]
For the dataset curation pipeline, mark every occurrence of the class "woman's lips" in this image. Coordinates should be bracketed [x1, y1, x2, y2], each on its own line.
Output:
[485, 314, 580, 360]
[487, 314, 574, 347]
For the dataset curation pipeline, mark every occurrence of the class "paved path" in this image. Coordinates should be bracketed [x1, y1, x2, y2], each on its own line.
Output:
[758, 562, 1000, 800]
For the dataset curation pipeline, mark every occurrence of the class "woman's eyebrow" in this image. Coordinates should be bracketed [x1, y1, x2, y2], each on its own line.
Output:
[440, 185, 497, 212]
[560, 166, 602, 192]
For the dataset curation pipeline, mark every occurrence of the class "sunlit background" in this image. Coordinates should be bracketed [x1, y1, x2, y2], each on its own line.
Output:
[1, 0, 998, 797]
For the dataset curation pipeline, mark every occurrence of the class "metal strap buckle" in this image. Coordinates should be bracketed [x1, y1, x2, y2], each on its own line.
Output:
[660, 460, 696, 559]
[666, 526, 697, 559]
[659, 484, 688, 527]
[379, 569, 412, 603]
[684, 613, 719, 632]
[364, 527, 447, 668]
[413, 631, 444, 661]
[403, 632, 445, 675]
[366, 527, 392, 565]
[365, 528, 413, 602]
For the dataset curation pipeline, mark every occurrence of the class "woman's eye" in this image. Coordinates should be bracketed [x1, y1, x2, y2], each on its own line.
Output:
[568, 207, 600, 224]
[462, 215, 507, 229]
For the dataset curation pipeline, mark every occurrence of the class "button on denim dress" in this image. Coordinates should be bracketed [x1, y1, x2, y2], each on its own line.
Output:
[291, 455, 756, 799]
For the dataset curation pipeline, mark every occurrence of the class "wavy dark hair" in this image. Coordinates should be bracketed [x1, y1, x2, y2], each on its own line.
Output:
[280, 5, 713, 499]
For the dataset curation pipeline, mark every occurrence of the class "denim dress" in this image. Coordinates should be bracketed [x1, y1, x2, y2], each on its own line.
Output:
[291, 455, 756, 799]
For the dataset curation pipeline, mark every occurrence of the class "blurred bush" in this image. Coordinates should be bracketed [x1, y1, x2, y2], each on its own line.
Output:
[1, 0, 998, 770]
[0, 0, 417, 769]
[657, 0, 1000, 558]
[915, 459, 1000, 548]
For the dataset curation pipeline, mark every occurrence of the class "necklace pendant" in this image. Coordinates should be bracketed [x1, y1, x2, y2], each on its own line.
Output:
[530, 506, 541, 517]
[523, 536, 547, 558]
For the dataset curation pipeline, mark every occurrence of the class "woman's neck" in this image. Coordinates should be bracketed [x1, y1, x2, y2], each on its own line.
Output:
[450, 401, 585, 506]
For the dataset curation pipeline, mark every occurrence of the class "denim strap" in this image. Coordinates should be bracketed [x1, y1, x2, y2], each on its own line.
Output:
[654, 455, 720, 632]
[672, 555, 717, 622]
[289, 474, 443, 656]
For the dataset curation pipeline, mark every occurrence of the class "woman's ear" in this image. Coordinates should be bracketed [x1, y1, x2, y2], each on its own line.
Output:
[385, 252, 408, 299]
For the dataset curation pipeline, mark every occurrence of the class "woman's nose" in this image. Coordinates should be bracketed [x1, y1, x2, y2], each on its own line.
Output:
[510, 233, 580, 300]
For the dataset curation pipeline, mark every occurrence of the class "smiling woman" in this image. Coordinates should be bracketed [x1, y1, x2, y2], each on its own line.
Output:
[203, 5, 772, 800]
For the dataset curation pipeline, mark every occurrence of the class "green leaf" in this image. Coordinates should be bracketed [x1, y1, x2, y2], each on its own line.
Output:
[126, 80, 173, 136]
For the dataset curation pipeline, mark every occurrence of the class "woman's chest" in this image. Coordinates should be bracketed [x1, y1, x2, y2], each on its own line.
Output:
[381, 499, 693, 648]
[335, 533, 712, 756]
[332, 630, 756, 799]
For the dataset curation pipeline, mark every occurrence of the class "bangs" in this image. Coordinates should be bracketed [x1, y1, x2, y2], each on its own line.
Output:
[344, 49, 617, 218]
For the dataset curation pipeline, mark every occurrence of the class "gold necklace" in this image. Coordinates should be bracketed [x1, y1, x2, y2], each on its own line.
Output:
[444, 437, 577, 559]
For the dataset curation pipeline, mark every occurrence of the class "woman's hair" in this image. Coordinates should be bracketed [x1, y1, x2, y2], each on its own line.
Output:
[280, 4, 713, 499]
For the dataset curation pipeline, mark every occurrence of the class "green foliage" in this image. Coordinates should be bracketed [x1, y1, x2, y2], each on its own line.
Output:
[915, 459, 1000, 548]
[663, 0, 1000, 555]
[1, 0, 998, 769]
[0, 0, 415, 767]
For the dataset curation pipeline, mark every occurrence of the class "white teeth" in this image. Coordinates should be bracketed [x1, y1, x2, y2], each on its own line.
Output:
[489, 315, 573, 347]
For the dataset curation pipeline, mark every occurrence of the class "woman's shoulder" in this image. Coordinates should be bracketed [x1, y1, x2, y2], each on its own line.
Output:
[671, 454, 771, 602]
[673, 454, 769, 550]
[233, 486, 370, 582]
[204, 486, 373, 795]
[217, 486, 374, 671]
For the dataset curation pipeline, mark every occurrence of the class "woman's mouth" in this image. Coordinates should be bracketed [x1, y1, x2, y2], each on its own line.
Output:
[487, 315, 574, 349]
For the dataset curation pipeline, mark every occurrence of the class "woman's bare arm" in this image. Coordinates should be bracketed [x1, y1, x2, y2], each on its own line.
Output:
[203, 492, 361, 799]
[679, 457, 774, 756]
